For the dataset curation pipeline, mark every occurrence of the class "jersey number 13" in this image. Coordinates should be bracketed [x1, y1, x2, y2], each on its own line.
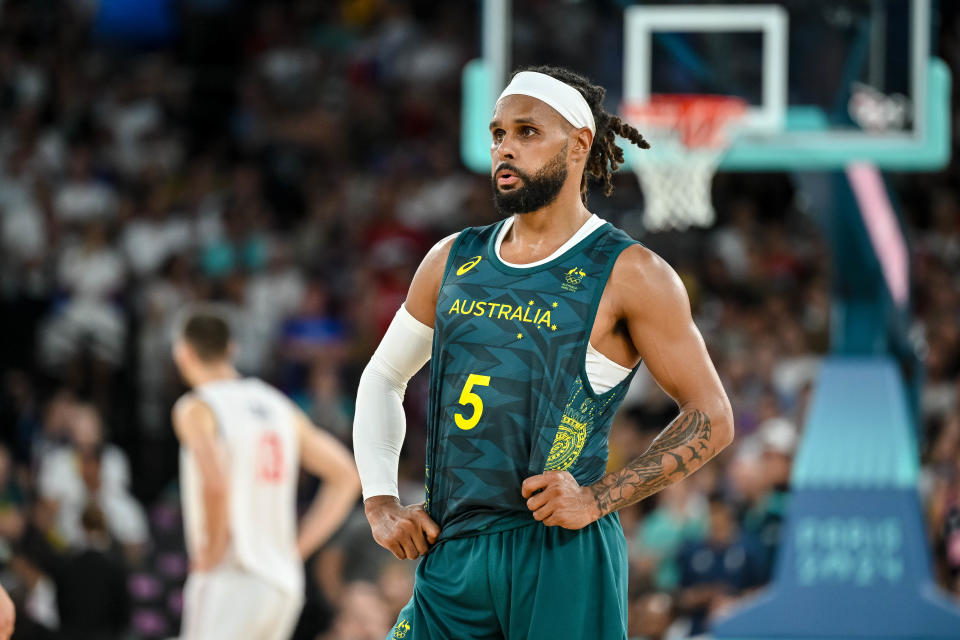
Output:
[257, 432, 285, 483]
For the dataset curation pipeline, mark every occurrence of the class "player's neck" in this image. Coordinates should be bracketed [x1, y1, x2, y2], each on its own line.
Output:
[190, 364, 241, 388]
[504, 184, 591, 260]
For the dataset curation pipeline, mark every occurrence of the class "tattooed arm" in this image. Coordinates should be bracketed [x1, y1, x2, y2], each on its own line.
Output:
[523, 245, 733, 528]
[589, 408, 716, 517]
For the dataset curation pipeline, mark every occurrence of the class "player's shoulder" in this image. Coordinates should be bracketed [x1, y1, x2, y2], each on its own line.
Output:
[243, 375, 281, 398]
[407, 231, 462, 318]
[172, 391, 202, 418]
[252, 378, 302, 419]
[171, 392, 216, 438]
[609, 242, 687, 310]
[611, 242, 677, 283]
[420, 231, 461, 271]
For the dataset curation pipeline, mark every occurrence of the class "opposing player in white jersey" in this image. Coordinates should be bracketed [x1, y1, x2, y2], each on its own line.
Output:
[171, 306, 360, 640]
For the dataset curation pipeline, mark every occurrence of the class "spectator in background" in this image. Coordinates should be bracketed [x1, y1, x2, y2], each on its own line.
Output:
[0, 143, 48, 299]
[37, 404, 147, 557]
[628, 592, 676, 640]
[631, 482, 708, 593]
[740, 418, 797, 582]
[297, 361, 352, 440]
[294, 182, 351, 274]
[676, 495, 765, 636]
[771, 321, 821, 409]
[31, 391, 77, 471]
[926, 413, 960, 590]
[313, 509, 401, 608]
[22, 505, 130, 640]
[0, 446, 26, 547]
[39, 221, 126, 409]
[376, 561, 416, 623]
[117, 189, 191, 281]
[0, 371, 43, 467]
[279, 281, 346, 388]
[709, 199, 757, 283]
[247, 239, 306, 348]
[52, 147, 116, 226]
[97, 60, 169, 181]
[135, 254, 197, 434]
[9, 499, 61, 637]
[199, 198, 270, 281]
[318, 581, 392, 640]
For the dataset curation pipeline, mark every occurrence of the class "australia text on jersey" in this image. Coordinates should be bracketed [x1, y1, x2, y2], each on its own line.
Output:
[446, 298, 557, 331]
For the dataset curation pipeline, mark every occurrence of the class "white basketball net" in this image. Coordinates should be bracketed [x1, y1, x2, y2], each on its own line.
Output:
[624, 96, 746, 232]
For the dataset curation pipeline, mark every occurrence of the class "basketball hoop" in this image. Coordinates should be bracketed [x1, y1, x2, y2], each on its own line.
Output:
[622, 95, 747, 232]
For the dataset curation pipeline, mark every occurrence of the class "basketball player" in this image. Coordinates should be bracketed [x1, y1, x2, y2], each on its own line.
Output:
[172, 306, 360, 640]
[353, 66, 734, 639]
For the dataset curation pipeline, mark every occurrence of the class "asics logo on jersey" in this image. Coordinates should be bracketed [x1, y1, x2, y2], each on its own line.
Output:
[456, 255, 483, 275]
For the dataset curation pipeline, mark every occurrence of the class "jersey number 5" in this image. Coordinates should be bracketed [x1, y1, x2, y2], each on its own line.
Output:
[454, 374, 490, 430]
[257, 432, 285, 483]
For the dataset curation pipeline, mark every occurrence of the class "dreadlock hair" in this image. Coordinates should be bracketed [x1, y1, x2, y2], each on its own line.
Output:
[514, 65, 650, 204]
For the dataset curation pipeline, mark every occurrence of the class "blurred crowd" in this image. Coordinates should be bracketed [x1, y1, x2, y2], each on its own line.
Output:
[0, 1, 958, 639]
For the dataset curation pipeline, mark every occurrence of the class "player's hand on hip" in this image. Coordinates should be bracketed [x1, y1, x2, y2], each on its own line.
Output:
[364, 496, 440, 560]
[522, 470, 601, 530]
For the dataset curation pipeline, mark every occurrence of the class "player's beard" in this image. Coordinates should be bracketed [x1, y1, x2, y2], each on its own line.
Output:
[492, 144, 568, 216]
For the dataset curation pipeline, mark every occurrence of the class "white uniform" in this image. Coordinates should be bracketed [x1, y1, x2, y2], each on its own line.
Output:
[179, 378, 304, 640]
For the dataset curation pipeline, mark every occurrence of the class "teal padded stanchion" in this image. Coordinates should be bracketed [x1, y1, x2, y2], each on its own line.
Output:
[712, 357, 960, 640]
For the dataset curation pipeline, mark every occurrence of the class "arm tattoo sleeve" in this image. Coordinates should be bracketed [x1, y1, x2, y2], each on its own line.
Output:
[589, 409, 715, 516]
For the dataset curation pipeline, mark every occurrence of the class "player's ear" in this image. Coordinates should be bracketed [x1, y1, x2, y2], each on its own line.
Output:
[570, 127, 593, 160]
[173, 339, 191, 368]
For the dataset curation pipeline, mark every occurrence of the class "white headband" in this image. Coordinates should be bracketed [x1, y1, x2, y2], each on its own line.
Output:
[497, 71, 596, 134]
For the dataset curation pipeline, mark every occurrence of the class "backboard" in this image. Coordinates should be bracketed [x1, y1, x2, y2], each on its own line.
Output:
[461, 0, 950, 173]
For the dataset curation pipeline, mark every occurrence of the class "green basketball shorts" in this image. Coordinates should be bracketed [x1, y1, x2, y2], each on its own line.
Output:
[387, 513, 628, 640]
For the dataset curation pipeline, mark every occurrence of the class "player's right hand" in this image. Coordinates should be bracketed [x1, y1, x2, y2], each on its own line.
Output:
[364, 496, 440, 560]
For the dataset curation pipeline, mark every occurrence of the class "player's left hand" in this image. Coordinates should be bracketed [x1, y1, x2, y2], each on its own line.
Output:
[522, 470, 601, 530]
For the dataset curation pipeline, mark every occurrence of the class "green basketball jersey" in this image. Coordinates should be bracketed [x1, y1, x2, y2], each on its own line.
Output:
[425, 219, 640, 541]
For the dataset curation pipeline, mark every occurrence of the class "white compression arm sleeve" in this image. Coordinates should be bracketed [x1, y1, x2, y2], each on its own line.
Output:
[353, 305, 433, 500]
